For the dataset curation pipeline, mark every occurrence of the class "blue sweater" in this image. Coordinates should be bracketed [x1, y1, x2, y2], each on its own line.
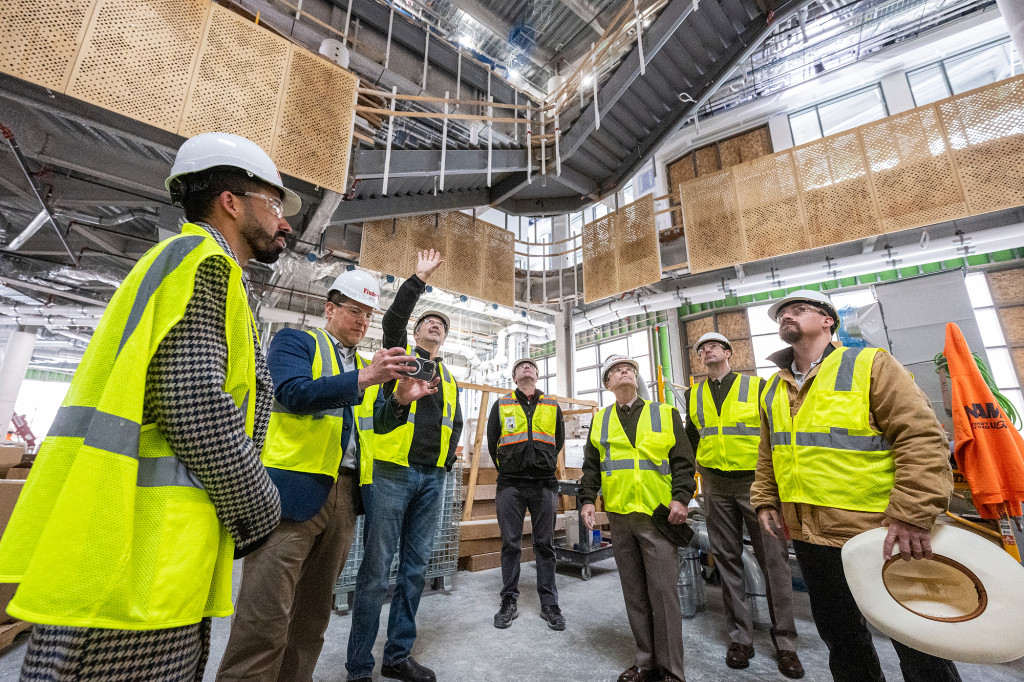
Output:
[265, 327, 364, 520]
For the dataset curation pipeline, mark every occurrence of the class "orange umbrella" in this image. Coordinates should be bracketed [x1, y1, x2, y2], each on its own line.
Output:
[944, 322, 1024, 519]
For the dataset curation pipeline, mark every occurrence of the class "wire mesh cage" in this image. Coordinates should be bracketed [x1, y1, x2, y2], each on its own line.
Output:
[334, 460, 463, 607]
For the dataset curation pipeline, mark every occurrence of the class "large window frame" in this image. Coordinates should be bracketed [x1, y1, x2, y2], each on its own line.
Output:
[788, 84, 888, 146]
[907, 38, 1022, 107]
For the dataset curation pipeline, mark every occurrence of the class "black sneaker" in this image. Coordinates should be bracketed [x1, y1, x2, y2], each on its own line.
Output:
[493, 596, 518, 628]
[540, 604, 566, 631]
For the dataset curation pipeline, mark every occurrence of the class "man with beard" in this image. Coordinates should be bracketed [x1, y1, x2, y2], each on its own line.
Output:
[751, 290, 960, 682]
[0, 132, 294, 680]
[217, 259, 422, 680]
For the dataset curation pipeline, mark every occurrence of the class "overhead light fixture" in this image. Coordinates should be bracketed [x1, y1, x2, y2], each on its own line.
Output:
[814, 60, 825, 74]
[582, 74, 593, 87]
[459, 35, 475, 50]
[509, 68, 521, 81]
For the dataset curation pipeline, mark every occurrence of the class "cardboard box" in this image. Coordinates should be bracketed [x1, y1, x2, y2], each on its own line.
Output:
[5, 467, 30, 480]
[0, 443, 26, 478]
[0, 479, 25, 539]
[0, 582, 15, 626]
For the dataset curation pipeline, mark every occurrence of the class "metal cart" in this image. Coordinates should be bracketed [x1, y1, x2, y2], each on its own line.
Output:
[333, 461, 462, 611]
[553, 479, 615, 580]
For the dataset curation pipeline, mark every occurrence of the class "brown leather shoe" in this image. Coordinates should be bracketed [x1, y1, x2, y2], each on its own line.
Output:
[616, 665, 661, 682]
[726, 642, 755, 669]
[777, 650, 805, 679]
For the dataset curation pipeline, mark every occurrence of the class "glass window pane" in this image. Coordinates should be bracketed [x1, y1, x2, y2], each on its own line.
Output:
[634, 355, 652, 387]
[629, 331, 650, 357]
[747, 305, 779, 336]
[974, 309, 1006, 347]
[576, 367, 598, 393]
[908, 64, 951, 106]
[985, 347, 1019, 389]
[1004, 390, 1024, 426]
[599, 337, 629, 360]
[790, 109, 821, 146]
[576, 345, 597, 368]
[831, 289, 876, 309]
[753, 334, 788, 369]
[946, 41, 1017, 94]
[965, 272, 994, 307]
[818, 87, 886, 137]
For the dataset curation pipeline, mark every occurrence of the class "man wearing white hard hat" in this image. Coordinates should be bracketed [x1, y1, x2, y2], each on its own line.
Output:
[347, 250, 462, 682]
[684, 332, 803, 678]
[486, 357, 565, 631]
[578, 355, 696, 682]
[0, 132, 294, 679]
[750, 289, 960, 682]
[218, 258, 421, 680]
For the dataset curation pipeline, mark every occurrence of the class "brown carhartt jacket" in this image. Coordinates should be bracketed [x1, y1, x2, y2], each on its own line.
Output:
[749, 342, 954, 548]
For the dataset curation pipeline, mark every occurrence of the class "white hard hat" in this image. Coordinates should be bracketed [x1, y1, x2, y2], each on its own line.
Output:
[767, 289, 840, 333]
[328, 269, 382, 311]
[511, 357, 538, 377]
[415, 310, 450, 333]
[601, 354, 640, 384]
[165, 132, 301, 216]
[695, 332, 732, 352]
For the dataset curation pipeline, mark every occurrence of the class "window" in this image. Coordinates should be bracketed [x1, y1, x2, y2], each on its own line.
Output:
[965, 273, 1024, 420]
[789, 86, 888, 146]
[576, 330, 654, 407]
[908, 39, 1023, 107]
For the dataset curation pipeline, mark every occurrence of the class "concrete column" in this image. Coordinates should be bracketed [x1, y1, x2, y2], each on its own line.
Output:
[767, 114, 794, 151]
[550, 213, 570, 270]
[0, 326, 38, 436]
[553, 308, 575, 398]
[880, 70, 916, 114]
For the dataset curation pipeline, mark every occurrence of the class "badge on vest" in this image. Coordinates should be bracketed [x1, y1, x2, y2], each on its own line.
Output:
[505, 416, 516, 431]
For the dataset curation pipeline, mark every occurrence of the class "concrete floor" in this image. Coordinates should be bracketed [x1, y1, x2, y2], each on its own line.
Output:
[1, 558, 1022, 681]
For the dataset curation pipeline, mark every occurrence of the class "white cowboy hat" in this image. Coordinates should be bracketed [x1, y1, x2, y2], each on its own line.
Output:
[842, 525, 1024, 664]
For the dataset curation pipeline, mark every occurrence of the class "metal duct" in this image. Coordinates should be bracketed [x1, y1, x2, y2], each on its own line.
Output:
[56, 208, 159, 226]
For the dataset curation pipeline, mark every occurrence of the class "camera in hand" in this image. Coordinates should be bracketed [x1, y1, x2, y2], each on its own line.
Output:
[400, 357, 437, 381]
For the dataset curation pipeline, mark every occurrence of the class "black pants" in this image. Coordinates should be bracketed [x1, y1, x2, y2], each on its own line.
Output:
[793, 540, 961, 682]
[496, 483, 558, 607]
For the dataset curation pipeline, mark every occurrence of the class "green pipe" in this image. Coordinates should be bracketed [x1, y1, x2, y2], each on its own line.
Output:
[658, 325, 674, 406]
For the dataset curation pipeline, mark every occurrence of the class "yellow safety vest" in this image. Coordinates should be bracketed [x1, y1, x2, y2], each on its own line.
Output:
[494, 392, 558, 468]
[261, 328, 378, 484]
[761, 346, 894, 513]
[373, 347, 458, 468]
[590, 400, 676, 516]
[689, 373, 763, 471]
[0, 224, 256, 629]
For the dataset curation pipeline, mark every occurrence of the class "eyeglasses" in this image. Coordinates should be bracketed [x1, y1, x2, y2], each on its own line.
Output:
[240, 192, 284, 219]
[697, 342, 726, 355]
[332, 303, 374, 322]
[779, 303, 827, 319]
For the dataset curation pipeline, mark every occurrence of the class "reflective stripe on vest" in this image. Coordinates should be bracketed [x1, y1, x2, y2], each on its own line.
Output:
[496, 393, 558, 448]
[688, 373, 762, 471]
[0, 224, 254, 629]
[373, 346, 457, 468]
[761, 346, 894, 513]
[590, 400, 675, 516]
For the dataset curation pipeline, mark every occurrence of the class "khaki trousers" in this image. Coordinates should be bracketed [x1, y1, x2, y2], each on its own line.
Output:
[217, 473, 358, 682]
[608, 511, 686, 680]
[703, 471, 798, 651]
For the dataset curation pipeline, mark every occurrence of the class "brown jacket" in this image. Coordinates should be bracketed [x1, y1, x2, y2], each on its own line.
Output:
[750, 342, 954, 548]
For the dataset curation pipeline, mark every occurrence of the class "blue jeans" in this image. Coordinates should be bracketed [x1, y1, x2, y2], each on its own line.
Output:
[346, 461, 444, 679]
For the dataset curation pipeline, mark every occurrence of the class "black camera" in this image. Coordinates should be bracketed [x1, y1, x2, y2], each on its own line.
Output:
[400, 357, 437, 381]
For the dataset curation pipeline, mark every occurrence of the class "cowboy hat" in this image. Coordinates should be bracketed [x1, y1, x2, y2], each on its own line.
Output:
[842, 525, 1024, 664]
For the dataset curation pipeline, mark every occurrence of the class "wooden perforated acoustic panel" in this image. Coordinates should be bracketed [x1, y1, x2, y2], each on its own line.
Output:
[582, 213, 617, 303]
[401, 214, 447, 290]
[0, 0, 97, 91]
[733, 152, 808, 261]
[861, 107, 967, 232]
[792, 132, 882, 249]
[179, 4, 291, 149]
[615, 195, 661, 296]
[272, 48, 358, 194]
[681, 170, 745, 273]
[938, 77, 1024, 216]
[441, 211, 479, 296]
[478, 221, 515, 308]
[719, 126, 773, 170]
[67, 0, 209, 132]
[359, 218, 408, 278]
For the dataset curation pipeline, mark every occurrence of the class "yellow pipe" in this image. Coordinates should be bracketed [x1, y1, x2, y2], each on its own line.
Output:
[944, 511, 1002, 540]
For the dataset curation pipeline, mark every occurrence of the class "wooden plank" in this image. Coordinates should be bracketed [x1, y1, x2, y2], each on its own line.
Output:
[461, 484, 496, 502]
[461, 546, 536, 572]
[459, 535, 532, 558]
[462, 468, 497, 486]
[0, 620, 31, 651]
[462, 387, 494, 521]
[469, 500, 496, 519]
[459, 512, 606, 541]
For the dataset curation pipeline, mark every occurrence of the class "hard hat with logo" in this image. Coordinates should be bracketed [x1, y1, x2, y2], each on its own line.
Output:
[511, 357, 538, 378]
[601, 354, 640, 384]
[165, 132, 301, 216]
[694, 332, 732, 352]
[414, 310, 450, 334]
[767, 289, 840, 333]
[328, 269, 382, 311]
